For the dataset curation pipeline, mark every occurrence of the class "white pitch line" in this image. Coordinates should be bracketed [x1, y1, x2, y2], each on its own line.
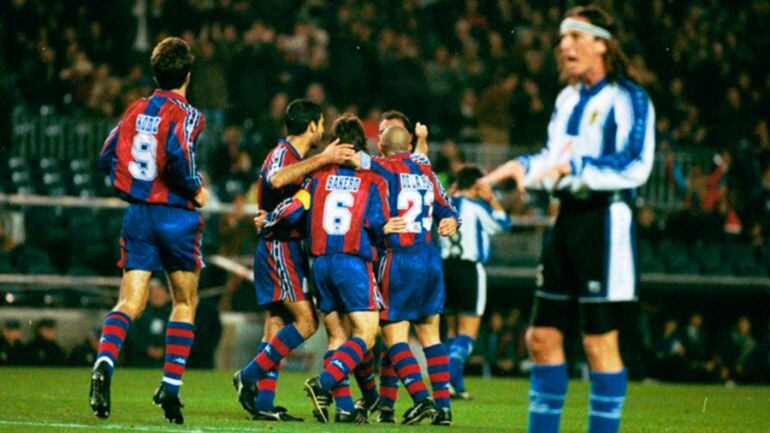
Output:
[0, 419, 270, 433]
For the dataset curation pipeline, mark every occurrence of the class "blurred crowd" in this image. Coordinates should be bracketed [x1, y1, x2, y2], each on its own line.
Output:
[3, 0, 769, 148]
[0, 279, 222, 368]
[459, 306, 770, 385]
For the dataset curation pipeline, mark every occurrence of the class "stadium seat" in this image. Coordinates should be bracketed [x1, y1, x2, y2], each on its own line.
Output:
[693, 243, 732, 275]
[658, 239, 699, 274]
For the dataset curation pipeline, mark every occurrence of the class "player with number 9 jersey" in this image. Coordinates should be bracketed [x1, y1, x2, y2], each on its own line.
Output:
[98, 85, 206, 271]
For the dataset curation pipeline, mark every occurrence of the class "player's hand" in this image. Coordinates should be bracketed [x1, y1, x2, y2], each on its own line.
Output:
[384, 217, 408, 234]
[438, 217, 458, 237]
[415, 122, 428, 141]
[253, 210, 267, 234]
[476, 180, 495, 203]
[194, 188, 209, 208]
[321, 139, 356, 165]
[530, 162, 572, 190]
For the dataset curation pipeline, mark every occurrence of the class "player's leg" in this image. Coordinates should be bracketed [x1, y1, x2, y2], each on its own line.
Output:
[94, 270, 152, 376]
[304, 256, 379, 423]
[250, 310, 285, 415]
[242, 241, 318, 383]
[91, 203, 161, 419]
[578, 202, 636, 433]
[150, 269, 198, 424]
[306, 309, 378, 422]
[444, 259, 483, 400]
[322, 311, 358, 421]
[526, 225, 573, 433]
[526, 298, 569, 433]
[415, 314, 452, 425]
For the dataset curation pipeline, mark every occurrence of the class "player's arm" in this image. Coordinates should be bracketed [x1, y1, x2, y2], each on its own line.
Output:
[428, 172, 460, 237]
[568, 92, 656, 191]
[475, 181, 512, 234]
[365, 178, 406, 241]
[269, 140, 355, 188]
[262, 179, 315, 234]
[97, 123, 120, 173]
[165, 112, 208, 206]
[414, 122, 429, 157]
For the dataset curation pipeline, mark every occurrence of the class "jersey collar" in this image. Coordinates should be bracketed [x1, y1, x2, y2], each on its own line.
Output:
[580, 78, 608, 97]
[152, 89, 188, 104]
[279, 138, 303, 160]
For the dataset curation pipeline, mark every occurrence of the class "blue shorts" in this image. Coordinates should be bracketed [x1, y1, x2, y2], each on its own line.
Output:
[253, 238, 309, 308]
[311, 254, 382, 314]
[378, 243, 444, 322]
[118, 203, 204, 272]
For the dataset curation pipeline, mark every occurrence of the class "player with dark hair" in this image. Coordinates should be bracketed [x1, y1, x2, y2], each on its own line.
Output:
[255, 115, 407, 424]
[439, 166, 511, 400]
[92, 36, 208, 424]
[483, 5, 655, 433]
[232, 99, 355, 421]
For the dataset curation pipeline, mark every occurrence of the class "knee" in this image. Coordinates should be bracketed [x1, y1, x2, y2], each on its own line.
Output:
[172, 293, 197, 315]
[116, 299, 145, 320]
[293, 309, 319, 337]
[582, 333, 618, 366]
[526, 327, 562, 358]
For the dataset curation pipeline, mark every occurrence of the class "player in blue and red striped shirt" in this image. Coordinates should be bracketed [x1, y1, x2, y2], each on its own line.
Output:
[259, 114, 407, 424]
[232, 100, 355, 421]
[358, 124, 459, 425]
[91, 37, 208, 425]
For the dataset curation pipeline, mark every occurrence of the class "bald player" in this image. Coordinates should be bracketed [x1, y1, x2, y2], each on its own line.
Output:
[357, 125, 459, 425]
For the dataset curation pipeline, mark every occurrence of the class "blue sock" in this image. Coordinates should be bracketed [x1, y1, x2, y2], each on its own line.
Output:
[242, 324, 304, 384]
[254, 342, 281, 412]
[528, 363, 567, 433]
[448, 334, 473, 392]
[588, 369, 627, 433]
[324, 350, 355, 413]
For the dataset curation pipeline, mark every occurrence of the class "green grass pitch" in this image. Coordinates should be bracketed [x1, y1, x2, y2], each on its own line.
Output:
[0, 368, 767, 432]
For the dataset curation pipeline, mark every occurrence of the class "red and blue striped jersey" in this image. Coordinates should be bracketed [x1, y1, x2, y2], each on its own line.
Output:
[255, 139, 306, 240]
[361, 152, 458, 248]
[264, 166, 390, 261]
[98, 89, 205, 209]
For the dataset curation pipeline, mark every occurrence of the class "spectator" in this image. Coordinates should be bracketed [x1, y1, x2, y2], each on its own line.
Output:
[724, 316, 758, 383]
[0, 319, 26, 365]
[26, 318, 66, 366]
[68, 326, 100, 366]
[651, 319, 689, 381]
[125, 278, 171, 368]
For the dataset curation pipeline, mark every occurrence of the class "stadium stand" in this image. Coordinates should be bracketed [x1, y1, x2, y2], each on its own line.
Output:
[1, 1, 769, 385]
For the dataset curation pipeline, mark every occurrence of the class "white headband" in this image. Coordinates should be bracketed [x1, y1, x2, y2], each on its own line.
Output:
[560, 17, 612, 40]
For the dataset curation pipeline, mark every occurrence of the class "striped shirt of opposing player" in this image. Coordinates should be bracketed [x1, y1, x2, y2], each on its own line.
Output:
[439, 195, 511, 264]
[517, 77, 655, 196]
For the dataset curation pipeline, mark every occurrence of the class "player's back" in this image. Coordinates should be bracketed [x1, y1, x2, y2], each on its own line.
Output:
[99, 89, 205, 209]
[304, 165, 389, 261]
[368, 153, 455, 248]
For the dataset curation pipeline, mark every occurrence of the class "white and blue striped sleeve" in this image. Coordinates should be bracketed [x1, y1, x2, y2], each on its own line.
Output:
[570, 81, 655, 191]
[475, 201, 511, 235]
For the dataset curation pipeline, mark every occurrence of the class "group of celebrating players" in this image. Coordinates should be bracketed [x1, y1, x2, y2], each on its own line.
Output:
[88, 5, 652, 433]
